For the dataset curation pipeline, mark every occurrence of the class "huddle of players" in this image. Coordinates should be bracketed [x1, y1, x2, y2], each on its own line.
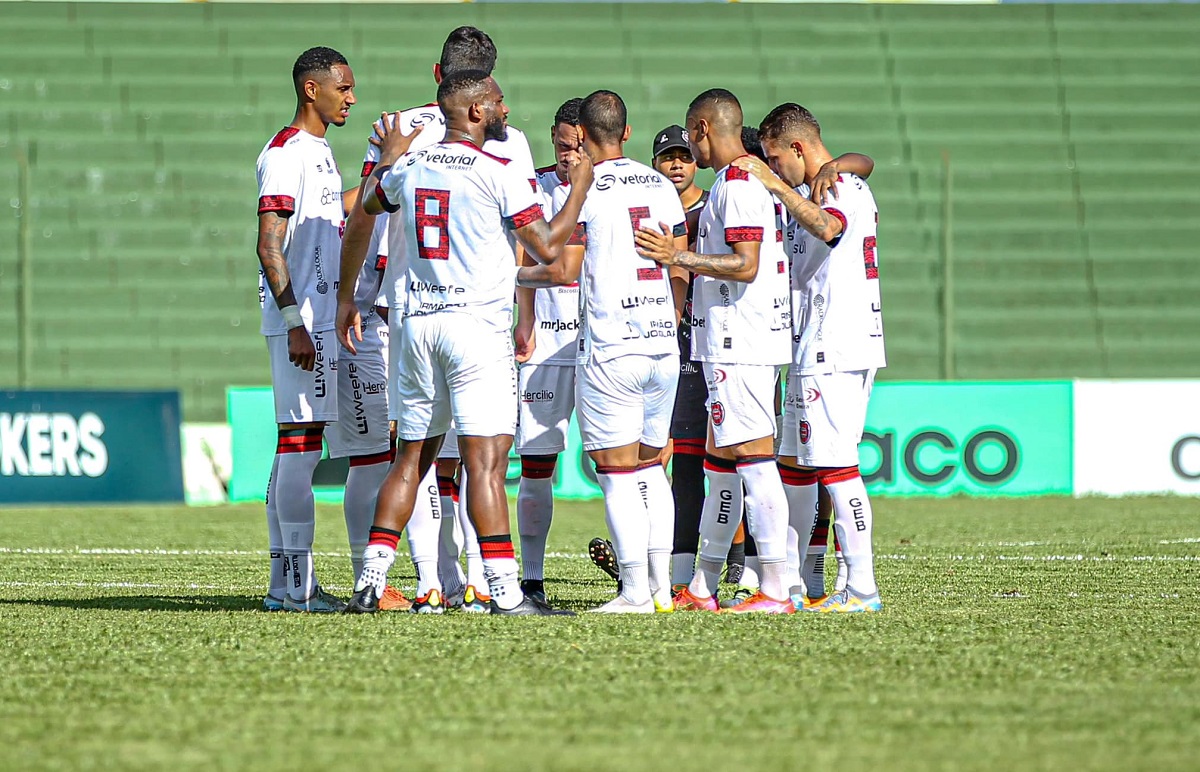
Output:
[254, 27, 885, 616]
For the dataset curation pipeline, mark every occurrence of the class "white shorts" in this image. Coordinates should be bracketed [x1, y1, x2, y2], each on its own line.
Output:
[326, 323, 391, 459]
[438, 426, 460, 460]
[704, 362, 779, 448]
[390, 313, 518, 441]
[779, 369, 876, 467]
[516, 363, 576, 455]
[267, 329, 338, 424]
[576, 353, 679, 452]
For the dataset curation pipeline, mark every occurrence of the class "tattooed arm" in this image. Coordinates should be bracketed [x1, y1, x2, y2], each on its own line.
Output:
[256, 211, 315, 370]
[731, 156, 844, 243]
[634, 223, 760, 283]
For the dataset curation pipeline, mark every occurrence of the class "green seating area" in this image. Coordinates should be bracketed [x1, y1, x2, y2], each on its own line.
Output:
[1, 3, 1197, 420]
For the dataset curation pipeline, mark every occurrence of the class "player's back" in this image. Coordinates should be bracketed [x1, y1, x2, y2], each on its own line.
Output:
[692, 162, 790, 366]
[555, 157, 684, 364]
[788, 174, 885, 374]
[379, 141, 543, 329]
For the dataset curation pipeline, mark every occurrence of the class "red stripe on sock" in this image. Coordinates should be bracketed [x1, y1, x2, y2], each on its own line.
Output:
[478, 538, 515, 560]
[818, 466, 861, 485]
[595, 465, 638, 475]
[674, 438, 705, 456]
[437, 476, 457, 497]
[778, 464, 819, 486]
[521, 457, 557, 479]
[636, 459, 662, 471]
[349, 450, 393, 467]
[703, 454, 737, 474]
[735, 454, 775, 469]
[276, 440, 322, 454]
[368, 528, 401, 551]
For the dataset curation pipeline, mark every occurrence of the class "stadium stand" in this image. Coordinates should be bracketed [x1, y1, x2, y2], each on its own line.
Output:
[1, 3, 1197, 420]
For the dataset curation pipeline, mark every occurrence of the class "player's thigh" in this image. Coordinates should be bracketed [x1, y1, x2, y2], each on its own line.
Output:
[393, 315, 452, 441]
[516, 363, 575, 455]
[443, 318, 518, 438]
[780, 369, 874, 467]
[641, 353, 680, 450]
[576, 356, 648, 452]
[267, 331, 337, 424]
[327, 325, 391, 459]
[703, 362, 777, 449]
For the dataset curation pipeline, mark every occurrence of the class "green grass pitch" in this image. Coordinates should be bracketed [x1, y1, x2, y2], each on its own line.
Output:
[1, 496, 1197, 771]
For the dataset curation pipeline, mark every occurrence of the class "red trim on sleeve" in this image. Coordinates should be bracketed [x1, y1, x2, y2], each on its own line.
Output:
[725, 166, 750, 182]
[375, 181, 400, 214]
[507, 203, 543, 229]
[567, 222, 587, 246]
[268, 127, 300, 149]
[360, 161, 377, 179]
[725, 226, 764, 243]
[257, 195, 295, 216]
[824, 208, 848, 232]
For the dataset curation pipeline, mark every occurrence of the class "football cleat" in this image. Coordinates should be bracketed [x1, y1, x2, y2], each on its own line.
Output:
[718, 586, 757, 609]
[788, 585, 826, 612]
[804, 588, 882, 614]
[343, 586, 381, 614]
[590, 596, 655, 614]
[443, 583, 467, 610]
[671, 586, 719, 612]
[490, 594, 576, 616]
[724, 562, 745, 585]
[261, 594, 286, 612]
[460, 585, 491, 614]
[378, 585, 413, 612]
[520, 580, 547, 605]
[283, 587, 346, 614]
[410, 588, 445, 614]
[588, 538, 621, 581]
[720, 590, 795, 615]
[653, 594, 674, 614]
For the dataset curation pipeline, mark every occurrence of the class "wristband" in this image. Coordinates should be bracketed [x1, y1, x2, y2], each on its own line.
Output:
[280, 305, 304, 330]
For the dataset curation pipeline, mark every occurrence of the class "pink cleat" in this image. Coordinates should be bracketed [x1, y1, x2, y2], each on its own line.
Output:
[720, 590, 795, 615]
[671, 586, 720, 612]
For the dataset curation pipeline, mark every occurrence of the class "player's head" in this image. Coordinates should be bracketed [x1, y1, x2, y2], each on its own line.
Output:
[437, 69, 508, 143]
[551, 97, 584, 178]
[435, 26, 498, 83]
[742, 126, 767, 162]
[292, 47, 355, 127]
[758, 103, 823, 187]
[652, 124, 698, 196]
[578, 90, 630, 153]
[685, 89, 744, 169]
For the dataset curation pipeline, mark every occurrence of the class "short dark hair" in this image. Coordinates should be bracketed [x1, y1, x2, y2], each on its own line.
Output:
[436, 68, 492, 109]
[686, 88, 743, 134]
[554, 97, 584, 128]
[741, 126, 766, 162]
[579, 90, 626, 145]
[440, 26, 497, 76]
[759, 103, 822, 143]
[292, 46, 348, 91]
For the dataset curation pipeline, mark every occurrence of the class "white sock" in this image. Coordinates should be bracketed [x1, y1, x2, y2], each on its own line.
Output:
[835, 549, 848, 592]
[596, 466, 651, 604]
[357, 541, 396, 595]
[688, 458, 741, 598]
[742, 556, 761, 590]
[637, 461, 675, 604]
[265, 455, 284, 598]
[276, 443, 322, 601]
[517, 464, 555, 582]
[479, 537, 521, 610]
[780, 467, 819, 593]
[736, 456, 789, 599]
[456, 467, 486, 590]
[824, 469, 877, 596]
[670, 552, 696, 588]
[436, 476, 466, 593]
[344, 458, 390, 583]
[404, 466, 443, 597]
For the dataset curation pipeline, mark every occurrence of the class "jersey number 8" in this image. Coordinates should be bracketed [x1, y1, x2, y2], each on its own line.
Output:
[415, 188, 450, 260]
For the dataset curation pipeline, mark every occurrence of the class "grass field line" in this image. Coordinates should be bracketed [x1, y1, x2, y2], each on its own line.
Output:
[1158, 537, 1200, 544]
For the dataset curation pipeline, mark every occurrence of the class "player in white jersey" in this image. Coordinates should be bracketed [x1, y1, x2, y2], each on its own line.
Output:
[733, 103, 886, 613]
[511, 97, 584, 604]
[520, 91, 687, 613]
[254, 47, 355, 613]
[336, 27, 537, 614]
[346, 70, 593, 616]
[635, 89, 795, 614]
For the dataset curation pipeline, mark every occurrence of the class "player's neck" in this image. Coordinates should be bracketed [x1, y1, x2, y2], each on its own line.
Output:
[679, 184, 704, 210]
[710, 139, 748, 173]
[586, 142, 624, 164]
[803, 151, 835, 187]
[291, 106, 328, 139]
[444, 125, 484, 147]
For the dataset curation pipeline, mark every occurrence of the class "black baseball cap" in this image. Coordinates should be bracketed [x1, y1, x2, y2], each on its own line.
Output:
[652, 125, 690, 158]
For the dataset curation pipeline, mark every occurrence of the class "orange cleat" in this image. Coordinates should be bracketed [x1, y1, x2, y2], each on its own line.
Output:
[378, 585, 413, 612]
[671, 586, 720, 612]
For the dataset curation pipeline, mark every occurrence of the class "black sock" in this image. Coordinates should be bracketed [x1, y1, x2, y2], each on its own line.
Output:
[671, 452, 704, 555]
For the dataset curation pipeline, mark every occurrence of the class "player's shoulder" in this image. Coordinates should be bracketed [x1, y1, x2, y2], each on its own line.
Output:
[259, 126, 303, 157]
[397, 102, 444, 128]
[826, 173, 876, 212]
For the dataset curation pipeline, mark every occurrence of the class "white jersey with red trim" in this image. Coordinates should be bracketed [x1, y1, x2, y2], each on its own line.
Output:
[354, 217, 387, 327]
[787, 174, 886, 374]
[691, 161, 791, 365]
[376, 140, 543, 330]
[552, 157, 686, 365]
[255, 127, 344, 336]
[526, 164, 580, 366]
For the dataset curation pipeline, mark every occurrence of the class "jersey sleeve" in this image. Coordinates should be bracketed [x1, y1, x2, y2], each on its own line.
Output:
[257, 149, 302, 216]
[498, 164, 544, 230]
[662, 189, 688, 239]
[361, 140, 381, 179]
[375, 165, 403, 214]
[505, 130, 539, 194]
[720, 178, 768, 244]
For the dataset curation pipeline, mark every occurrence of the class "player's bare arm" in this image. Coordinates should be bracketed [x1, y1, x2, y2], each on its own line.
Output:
[516, 243, 584, 289]
[257, 211, 316, 371]
[810, 152, 875, 204]
[635, 224, 755, 282]
[732, 156, 844, 243]
[335, 176, 376, 354]
[360, 113, 424, 216]
[514, 251, 538, 361]
[519, 154, 593, 266]
[669, 265, 690, 325]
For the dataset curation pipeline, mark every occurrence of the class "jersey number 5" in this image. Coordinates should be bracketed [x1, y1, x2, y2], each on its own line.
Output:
[415, 188, 450, 260]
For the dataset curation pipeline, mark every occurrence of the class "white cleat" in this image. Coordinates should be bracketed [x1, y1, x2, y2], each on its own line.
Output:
[589, 596, 655, 614]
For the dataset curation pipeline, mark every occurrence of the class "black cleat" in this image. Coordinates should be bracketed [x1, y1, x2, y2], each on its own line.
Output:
[724, 562, 745, 585]
[343, 586, 381, 614]
[489, 594, 576, 616]
[520, 579, 547, 605]
[588, 537, 621, 581]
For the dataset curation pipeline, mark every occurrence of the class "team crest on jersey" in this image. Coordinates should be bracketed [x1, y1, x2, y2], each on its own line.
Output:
[799, 420, 811, 444]
[711, 401, 725, 426]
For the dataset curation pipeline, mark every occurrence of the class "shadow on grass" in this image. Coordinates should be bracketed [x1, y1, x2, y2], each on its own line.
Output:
[0, 595, 261, 613]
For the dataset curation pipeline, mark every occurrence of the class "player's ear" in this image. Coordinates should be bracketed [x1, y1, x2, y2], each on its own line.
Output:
[790, 140, 805, 160]
[621, 125, 631, 143]
[432, 63, 442, 85]
[303, 77, 319, 102]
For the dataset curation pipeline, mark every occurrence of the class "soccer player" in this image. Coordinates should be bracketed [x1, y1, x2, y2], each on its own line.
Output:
[255, 47, 355, 613]
[635, 89, 794, 614]
[517, 90, 685, 613]
[733, 103, 886, 612]
[512, 97, 584, 604]
[348, 70, 592, 616]
[337, 26, 537, 614]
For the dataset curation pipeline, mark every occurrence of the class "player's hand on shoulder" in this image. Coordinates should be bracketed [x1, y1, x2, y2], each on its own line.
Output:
[566, 150, 593, 191]
[287, 326, 317, 371]
[370, 111, 423, 166]
[810, 161, 841, 204]
[634, 221, 679, 266]
[336, 299, 363, 355]
[731, 155, 785, 195]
